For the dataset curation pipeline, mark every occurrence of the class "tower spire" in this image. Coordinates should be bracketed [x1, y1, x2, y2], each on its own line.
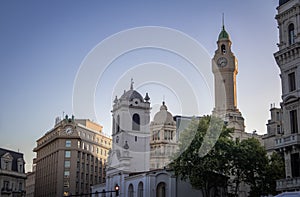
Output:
[130, 78, 134, 90]
[222, 13, 225, 30]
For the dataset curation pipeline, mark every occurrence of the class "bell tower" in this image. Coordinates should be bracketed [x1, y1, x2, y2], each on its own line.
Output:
[212, 21, 245, 137]
[107, 80, 151, 174]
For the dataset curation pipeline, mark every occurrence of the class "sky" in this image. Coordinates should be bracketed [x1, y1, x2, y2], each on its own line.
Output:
[0, 0, 281, 172]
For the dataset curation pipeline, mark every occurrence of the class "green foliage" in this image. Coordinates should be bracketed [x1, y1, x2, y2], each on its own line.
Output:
[171, 116, 232, 197]
[264, 152, 285, 195]
[170, 115, 285, 197]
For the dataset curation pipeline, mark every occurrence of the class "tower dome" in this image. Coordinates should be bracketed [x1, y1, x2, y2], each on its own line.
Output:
[218, 25, 230, 40]
[120, 89, 144, 102]
[119, 79, 144, 102]
[153, 102, 174, 125]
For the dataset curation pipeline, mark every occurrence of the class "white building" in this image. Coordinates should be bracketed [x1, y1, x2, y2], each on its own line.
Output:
[92, 83, 207, 197]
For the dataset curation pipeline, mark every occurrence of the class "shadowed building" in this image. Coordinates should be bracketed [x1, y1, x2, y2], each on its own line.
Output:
[273, 0, 300, 192]
[0, 148, 26, 197]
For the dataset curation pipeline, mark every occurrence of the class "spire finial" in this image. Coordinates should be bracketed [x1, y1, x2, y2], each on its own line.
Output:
[222, 13, 225, 30]
[130, 78, 134, 90]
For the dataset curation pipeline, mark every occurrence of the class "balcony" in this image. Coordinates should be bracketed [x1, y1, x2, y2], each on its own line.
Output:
[1, 187, 12, 194]
[275, 133, 300, 149]
[277, 177, 300, 191]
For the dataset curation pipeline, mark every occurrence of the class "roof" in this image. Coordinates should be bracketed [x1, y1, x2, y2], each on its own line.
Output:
[279, 0, 291, 6]
[153, 102, 175, 125]
[120, 89, 144, 102]
[218, 25, 230, 40]
[0, 148, 24, 172]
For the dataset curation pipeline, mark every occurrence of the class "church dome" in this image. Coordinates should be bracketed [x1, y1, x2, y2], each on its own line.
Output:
[153, 102, 174, 125]
[120, 89, 144, 101]
[218, 26, 230, 40]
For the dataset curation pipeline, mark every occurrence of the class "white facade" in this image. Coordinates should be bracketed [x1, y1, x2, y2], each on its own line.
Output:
[95, 83, 207, 197]
[107, 83, 151, 174]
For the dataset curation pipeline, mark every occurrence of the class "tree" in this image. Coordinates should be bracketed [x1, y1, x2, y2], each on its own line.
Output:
[171, 115, 285, 197]
[171, 116, 233, 197]
[263, 152, 285, 195]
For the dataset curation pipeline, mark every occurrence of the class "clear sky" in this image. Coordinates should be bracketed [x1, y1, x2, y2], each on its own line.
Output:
[0, 0, 281, 172]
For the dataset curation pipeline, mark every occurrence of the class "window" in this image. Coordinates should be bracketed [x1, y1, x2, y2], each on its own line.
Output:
[116, 136, 119, 143]
[19, 164, 23, 173]
[64, 180, 70, 188]
[132, 113, 140, 131]
[288, 72, 296, 92]
[156, 182, 166, 197]
[221, 44, 226, 54]
[164, 130, 173, 140]
[135, 136, 137, 142]
[65, 161, 70, 168]
[138, 182, 143, 197]
[290, 110, 298, 133]
[64, 171, 70, 178]
[288, 23, 295, 45]
[128, 184, 134, 197]
[291, 153, 300, 177]
[277, 125, 281, 134]
[3, 181, 9, 189]
[276, 112, 280, 121]
[153, 130, 160, 141]
[65, 151, 71, 158]
[19, 182, 22, 191]
[66, 140, 71, 147]
[117, 115, 120, 133]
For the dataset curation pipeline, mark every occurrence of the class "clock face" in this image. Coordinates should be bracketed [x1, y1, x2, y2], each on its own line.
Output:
[65, 127, 73, 135]
[217, 57, 228, 67]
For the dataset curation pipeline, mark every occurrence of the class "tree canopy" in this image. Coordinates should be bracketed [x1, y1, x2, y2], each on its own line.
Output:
[170, 115, 285, 197]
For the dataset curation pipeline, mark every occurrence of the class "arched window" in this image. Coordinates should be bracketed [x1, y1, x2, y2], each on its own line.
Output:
[132, 113, 140, 131]
[128, 184, 134, 197]
[289, 23, 295, 45]
[117, 115, 120, 133]
[221, 44, 226, 54]
[156, 182, 166, 197]
[138, 182, 144, 197]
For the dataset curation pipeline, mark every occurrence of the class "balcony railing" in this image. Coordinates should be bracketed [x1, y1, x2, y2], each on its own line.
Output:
[274, 133, 300, 149]
[277, 177, 300, 191]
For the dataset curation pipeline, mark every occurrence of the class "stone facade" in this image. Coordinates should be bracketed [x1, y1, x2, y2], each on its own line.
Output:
[0, 148, 26, 197]
[211, 24, 249, 140]
[25, 165, 35, 197]
[273, 0, 300, 192]
[33, 116, 112, 196]
[262, 105, 283, 155]
[150, 102, 178, 170]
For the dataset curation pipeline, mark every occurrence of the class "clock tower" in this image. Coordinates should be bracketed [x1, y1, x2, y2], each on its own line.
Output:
[212, 24, 246, 137]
